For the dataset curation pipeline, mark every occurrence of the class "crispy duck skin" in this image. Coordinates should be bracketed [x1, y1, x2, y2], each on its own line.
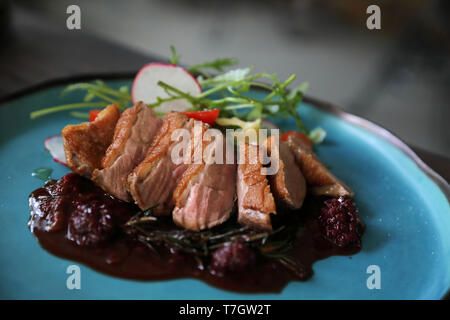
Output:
[172, 127, 237, 231]
[285, 133, 354, 197]
[91, 101, 162, 202]
[265, 136, 306, 210]
[62, 104, 120, 178]
[237, 143, 276, 231]
[127, 112, 192, 214]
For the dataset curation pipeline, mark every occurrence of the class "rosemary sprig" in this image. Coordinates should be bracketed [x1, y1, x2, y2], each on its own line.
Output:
[125, 204, 159, 227]
[125, 207, 304, 275]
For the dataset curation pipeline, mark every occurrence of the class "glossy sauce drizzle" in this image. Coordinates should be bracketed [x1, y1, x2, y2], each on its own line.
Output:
[28, 173, 362, 293]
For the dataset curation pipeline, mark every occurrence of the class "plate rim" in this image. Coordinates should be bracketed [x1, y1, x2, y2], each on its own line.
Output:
[1, 73, 449, 299]
[302, 95, 450, 201]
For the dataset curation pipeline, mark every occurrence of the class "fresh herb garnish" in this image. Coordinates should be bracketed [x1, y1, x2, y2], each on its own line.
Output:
[308, 127, 327, 145]
[168, 45, 181, 65]
[188, 58, 239, 79]
[29, 80, 131, 120]
[126, 207, 304, 276]
[69, 111, 90, 120]
[149, 68, 310, 134]
[31, 168, 53, 182]
[169, 45, 238, 78]
[126, 204, 159, 227]
[30, 46, 325, 140]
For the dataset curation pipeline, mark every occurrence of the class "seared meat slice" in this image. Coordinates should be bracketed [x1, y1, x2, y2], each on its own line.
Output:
[237, 143, 276, 231]
[285, 133, 353, 197]
[62, 104, 120, 177]
[265, 136, 306, 210]
[173, 130, 236, 231]
[127, 112, 192, 214]
[92, 102, 162, 202]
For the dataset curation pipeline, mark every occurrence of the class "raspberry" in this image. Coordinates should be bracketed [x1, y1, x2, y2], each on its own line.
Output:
[67, 200, 115, 246]
[210, 242, 256, 275]
[50, 173, 85, 195]
[317, 197, 363, 247]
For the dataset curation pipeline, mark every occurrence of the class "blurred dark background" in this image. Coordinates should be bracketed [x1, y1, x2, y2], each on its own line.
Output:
[1, 0, 449, 158]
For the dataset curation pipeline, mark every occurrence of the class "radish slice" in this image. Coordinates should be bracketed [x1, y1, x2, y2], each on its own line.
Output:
[131, 63, 201, 113]
[44, 135, 67, 166]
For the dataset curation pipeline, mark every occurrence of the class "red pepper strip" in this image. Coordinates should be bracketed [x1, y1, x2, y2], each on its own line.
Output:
[183, 109, 220, 125]
[280, 130, 312, 149]
[89, 110, 102, 122]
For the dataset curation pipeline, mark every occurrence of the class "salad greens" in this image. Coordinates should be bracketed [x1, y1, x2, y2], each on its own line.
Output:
[30, 46, 325, 142]
[29, 81, 131, 119]
[31, 167, 53, 182]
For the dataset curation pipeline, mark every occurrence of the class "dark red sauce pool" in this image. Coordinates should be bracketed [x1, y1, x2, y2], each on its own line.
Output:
[28, 173, 363, 293]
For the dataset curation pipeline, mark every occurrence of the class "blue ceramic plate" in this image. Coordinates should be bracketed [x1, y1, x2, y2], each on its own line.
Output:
[0, 78, 449, 300]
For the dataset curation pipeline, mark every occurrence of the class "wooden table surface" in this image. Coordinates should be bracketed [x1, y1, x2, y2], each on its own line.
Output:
[1, 4, 449, 184]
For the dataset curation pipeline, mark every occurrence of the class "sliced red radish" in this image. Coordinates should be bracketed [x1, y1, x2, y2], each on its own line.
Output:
[44, 135, 67, 166]
[131, 63, 201, 113]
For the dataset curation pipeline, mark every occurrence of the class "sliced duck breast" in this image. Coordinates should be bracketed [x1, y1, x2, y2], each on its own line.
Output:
[285, 133, 353, 197]
[237, 143, 276, 231]
[91, 101, 162, 202]
[62, 104, 120, 177]
[265, 136, 306, 210]
[173, 129, 236, 231]
[127, 112, 192, 214]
